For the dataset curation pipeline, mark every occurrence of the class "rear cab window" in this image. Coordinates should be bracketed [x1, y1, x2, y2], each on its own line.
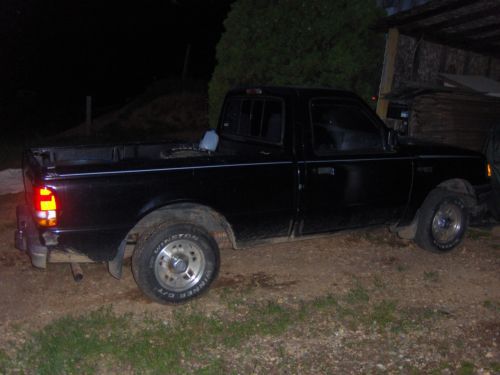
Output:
[220, 97, 284, 145]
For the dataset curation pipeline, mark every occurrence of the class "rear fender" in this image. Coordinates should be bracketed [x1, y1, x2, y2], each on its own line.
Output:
[109, 203, 235, 279]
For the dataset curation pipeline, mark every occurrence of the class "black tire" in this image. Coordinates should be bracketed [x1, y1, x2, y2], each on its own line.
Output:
[132, 223, 220, 304]
[415, 188, 469, 252]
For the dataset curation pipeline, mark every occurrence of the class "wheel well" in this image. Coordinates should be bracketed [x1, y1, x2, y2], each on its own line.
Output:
[123, 203, 236, 257]
[437, 178, 476, 207]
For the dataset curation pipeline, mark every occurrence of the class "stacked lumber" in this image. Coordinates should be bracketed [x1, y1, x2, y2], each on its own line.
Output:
[409, 92, 500, 153]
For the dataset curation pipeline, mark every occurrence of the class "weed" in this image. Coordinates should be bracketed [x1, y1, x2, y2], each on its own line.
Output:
[483, 300, 500, 312]
[345, 283, 370, 305]
[277, 344, 299, 373]
[0, 349, 10, 373]
[391, 307, 439, 333]
[490, 362, 500, 372]
[218, 287, 245, 311]
[373, 275, 386, 289]
[423, 271, 439, 283]
[195, 358, 225, 375]
[369, 300, 397, 328]
[430, 362, 452, 375]
[397, 264, 409, 272]
[312, 294, 338, 309]
[458, 361, 474, 375]
[467, 228, 491, 240]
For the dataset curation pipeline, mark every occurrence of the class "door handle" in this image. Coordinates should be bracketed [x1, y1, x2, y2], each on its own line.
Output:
[316, 167, 335, 175]
[260, 150, 271, 156]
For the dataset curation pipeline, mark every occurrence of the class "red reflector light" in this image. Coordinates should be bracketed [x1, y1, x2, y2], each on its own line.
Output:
[33, 186, 58, 226]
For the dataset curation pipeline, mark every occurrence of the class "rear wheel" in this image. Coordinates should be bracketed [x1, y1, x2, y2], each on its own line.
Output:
[132, 223, 219, 304]
[415, 189, 469, 252]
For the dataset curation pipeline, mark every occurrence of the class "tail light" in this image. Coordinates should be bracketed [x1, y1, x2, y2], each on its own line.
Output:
[33, 186, 59, 227]
[487, 163, 492, 178]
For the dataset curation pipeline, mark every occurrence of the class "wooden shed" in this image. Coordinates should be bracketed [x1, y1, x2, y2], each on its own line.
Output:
[375, 0, 500, 153]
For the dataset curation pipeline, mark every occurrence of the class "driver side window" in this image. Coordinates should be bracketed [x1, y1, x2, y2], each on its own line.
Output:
[310, 99, 383, 154]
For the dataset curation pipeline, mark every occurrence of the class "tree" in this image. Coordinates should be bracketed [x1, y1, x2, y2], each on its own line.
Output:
[208, 0, 384, 126]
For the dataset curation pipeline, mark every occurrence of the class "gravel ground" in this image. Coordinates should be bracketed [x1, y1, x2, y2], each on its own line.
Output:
[0, 192, 499, 374]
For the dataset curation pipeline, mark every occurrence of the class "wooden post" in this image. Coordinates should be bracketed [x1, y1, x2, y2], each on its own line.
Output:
[85, 95, 92, 136]
[376, 28, 399, 120]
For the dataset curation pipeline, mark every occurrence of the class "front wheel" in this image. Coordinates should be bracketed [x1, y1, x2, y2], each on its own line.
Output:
[415, 189, 469, 252]
[132, 223, 220, 304]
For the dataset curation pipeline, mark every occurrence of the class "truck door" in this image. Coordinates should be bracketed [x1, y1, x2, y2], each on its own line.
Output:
[200, 91, 298, 244]
[300, 97, 412, 235]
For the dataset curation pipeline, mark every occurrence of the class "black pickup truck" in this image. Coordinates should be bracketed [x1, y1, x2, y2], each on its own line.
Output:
[16, 86, 491, 303]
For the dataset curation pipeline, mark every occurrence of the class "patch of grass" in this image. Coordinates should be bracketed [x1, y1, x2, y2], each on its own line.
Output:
[369, 300, 397, 328]
[0, 349, 11, 373]
[373, 275, 386, 289]
[402, 364, 422, 374]
[423, 271, 439, 283]
[467, 228, 491, 240]
[389, 306, 440, 334]
[9, 288, 453, 374]
[345, 283, 370, 305]
[362, 230, 385, 245]
[194, 358, 225, 375]
[458, 361, 475, 375]
[218, 287, 246, 311]
[277, 344, 299, 373]
[15, 301, 300, 374]
[397, 264, 409, 272]
[483, 300, 500, 312]
[429, 362, 452, 375]
[490, 362, 500, 372]
[312, 294, 338, 309]
[19, 307, 132, 374]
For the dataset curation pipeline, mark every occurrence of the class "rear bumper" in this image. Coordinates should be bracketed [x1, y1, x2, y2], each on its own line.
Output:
[15, 205, 48, 268]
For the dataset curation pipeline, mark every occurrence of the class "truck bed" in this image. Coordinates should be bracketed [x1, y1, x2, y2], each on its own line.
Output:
[29, 142, 211, 168]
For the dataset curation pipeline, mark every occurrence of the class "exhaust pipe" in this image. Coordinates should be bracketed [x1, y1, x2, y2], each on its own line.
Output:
[70, 263, 83, 282]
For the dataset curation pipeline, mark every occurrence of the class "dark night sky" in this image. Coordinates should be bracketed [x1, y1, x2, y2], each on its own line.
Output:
[0, 0, 234, 135]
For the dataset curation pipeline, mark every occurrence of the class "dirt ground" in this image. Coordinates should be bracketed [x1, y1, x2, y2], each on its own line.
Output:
[1, 192, 499, 373]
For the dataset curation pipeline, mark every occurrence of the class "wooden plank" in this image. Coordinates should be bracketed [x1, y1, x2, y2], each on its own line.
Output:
[49, 249, 95, 263]
[377, 28, 399, 120]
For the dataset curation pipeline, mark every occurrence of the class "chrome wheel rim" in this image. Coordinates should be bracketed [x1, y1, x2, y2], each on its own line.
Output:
[154, 239, 206, 291]
[431, 202, 463, 244]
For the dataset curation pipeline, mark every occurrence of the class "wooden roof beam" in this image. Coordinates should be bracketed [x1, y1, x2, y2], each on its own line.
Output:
[402, 5, 500, 35]
[470, 33, 500, 43]
[410, 32, 500, 58]
[378, 0, 475, 29]
[447, 22, 500, 39]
